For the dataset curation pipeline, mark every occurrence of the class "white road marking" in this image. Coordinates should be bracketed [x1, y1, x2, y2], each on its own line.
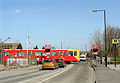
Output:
[38, 64, 73, 83]
[18, 64, 73, 83]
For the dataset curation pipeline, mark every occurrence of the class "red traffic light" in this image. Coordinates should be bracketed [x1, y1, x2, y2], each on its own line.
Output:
[93, 48, 98, 52]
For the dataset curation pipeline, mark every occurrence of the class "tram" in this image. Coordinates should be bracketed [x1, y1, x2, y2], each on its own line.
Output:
[3, 49, 80, 63]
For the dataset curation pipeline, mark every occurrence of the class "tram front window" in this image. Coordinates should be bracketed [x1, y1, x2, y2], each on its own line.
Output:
[45, 49, 51, 52]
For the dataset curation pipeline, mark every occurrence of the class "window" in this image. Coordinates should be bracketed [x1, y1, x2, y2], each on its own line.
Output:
[44, 59, 53, 62]
[30, 51, 33, 56]
[5, 52, 9, 56]
[67, 51, 73, 56]
[3, 46, 5, 48]
[51, 51, 57, 56]
[45, 49, 51, 52]
[59, 51, 61, 56]
[18, 51, 24, 56]
[35, 51, 41, 56]
[74, 51, 77, 56]
[10, 45, 12, 48]
[43, 51, 46, 56]
[63, 51, 65, 56]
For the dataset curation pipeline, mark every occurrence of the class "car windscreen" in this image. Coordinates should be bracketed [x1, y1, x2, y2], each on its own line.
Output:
[80, 56, 85, 58]
[44, 59, 52, 62]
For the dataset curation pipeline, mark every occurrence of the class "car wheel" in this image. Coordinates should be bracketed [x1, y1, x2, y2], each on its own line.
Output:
[64, 65, 66, 67]
[53, 67, 55, 70]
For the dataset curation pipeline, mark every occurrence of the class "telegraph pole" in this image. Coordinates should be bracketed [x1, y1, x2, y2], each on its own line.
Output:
[27, 30, 30, 66]
[61, 42, 62, 49]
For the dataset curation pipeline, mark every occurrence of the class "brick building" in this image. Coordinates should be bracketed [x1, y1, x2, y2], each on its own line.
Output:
[0, 43, 18, 49]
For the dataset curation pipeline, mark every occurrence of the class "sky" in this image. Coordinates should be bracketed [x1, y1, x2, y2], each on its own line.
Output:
[0, 0, 120, 50]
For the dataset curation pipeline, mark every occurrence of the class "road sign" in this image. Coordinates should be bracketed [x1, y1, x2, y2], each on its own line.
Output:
[92, 52, 98, 55]
[45, 45, 51, 49]
[112, 39, 119, 44]
[92, 44, 100, 55]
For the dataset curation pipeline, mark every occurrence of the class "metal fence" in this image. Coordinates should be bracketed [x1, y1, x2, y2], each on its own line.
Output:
[7, 58, 28, 66]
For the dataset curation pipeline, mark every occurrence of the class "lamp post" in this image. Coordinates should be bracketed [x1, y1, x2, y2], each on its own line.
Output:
[0, 37, 11, 64]
[93, 10, 107, 67]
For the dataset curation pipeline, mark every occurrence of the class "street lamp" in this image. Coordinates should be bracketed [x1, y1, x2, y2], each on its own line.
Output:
[0, 37, 11, 64]
[93, 9, 107, 67]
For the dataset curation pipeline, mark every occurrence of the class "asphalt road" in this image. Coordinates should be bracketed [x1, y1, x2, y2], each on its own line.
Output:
[0, 62, 94, 83]
[44, 62, 94, 83]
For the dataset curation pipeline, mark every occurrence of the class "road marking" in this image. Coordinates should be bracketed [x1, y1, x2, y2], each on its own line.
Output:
[18, 64, 73, 83]
[38, 64, 73, 83]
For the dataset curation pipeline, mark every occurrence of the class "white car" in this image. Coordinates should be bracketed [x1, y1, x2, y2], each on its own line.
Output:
[80, 54, 86, 61]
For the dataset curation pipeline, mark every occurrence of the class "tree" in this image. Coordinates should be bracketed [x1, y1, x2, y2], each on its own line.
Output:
[102, 25, 120, 57]
[34, 45, 38, 49]
[42, 46, 45, 49]
[17, 43, 22, 49]
[90, 28, 102, 52]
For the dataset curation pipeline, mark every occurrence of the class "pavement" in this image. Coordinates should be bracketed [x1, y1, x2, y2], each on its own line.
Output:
[95, 63, 120, 83]
[108, 64, 120, 71]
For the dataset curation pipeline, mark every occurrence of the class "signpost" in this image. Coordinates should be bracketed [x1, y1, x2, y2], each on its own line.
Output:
[112, 39, 119, 67]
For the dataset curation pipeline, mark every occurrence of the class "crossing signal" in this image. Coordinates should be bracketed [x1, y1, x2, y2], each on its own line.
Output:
[45, 49, 51, 52]
[93, 48, 98, 52]
[92, 44, 100, 55]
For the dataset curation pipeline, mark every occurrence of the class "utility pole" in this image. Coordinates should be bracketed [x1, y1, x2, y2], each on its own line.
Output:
[61, 42, 62, 49]
[27, 30, 30, 66]
[85, 45, 87, 53]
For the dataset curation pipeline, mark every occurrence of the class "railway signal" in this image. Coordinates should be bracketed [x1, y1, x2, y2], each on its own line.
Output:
[92, 45, 99, 55]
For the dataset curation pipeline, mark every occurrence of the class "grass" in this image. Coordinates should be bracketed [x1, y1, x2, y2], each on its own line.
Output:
[111, 58, 120, 62]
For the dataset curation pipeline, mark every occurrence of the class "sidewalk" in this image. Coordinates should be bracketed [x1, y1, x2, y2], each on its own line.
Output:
[95, 63, 120, 83]
[108, 64, 120, 71]
[0, 65, 41, 79]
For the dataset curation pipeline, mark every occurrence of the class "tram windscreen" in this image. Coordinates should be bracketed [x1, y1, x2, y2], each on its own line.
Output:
[45, 49, 51, 52]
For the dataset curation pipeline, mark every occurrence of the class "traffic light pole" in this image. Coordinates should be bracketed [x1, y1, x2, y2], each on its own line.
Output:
[114, 44, 117, 67]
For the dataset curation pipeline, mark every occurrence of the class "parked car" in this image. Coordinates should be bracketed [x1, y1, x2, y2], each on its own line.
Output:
[55, 59, 66, 68]
[42, 59, 59, 70]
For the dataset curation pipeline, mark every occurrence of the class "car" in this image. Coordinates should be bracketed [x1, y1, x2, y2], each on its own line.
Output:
[42, 59, 59, 70]
[55, 59, 66, 68]
[80, 54, 86, 61]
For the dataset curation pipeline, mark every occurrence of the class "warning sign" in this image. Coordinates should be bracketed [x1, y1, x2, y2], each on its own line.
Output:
[112, 39, 119, 44]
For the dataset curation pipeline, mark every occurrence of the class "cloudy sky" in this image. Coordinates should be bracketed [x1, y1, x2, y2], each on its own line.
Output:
[0, 0, 120, 50]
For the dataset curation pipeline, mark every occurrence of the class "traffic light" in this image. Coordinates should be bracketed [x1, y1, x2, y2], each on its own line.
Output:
[93, 48, 98, 52]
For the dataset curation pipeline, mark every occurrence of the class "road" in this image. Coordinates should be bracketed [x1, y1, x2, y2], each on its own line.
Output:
[0, 62, 94, 83]
[45, 62, 94, 83]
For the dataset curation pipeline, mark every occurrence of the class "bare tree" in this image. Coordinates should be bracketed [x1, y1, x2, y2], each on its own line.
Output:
[89, 28, 102, 55]
[103, 25, 120, 57]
